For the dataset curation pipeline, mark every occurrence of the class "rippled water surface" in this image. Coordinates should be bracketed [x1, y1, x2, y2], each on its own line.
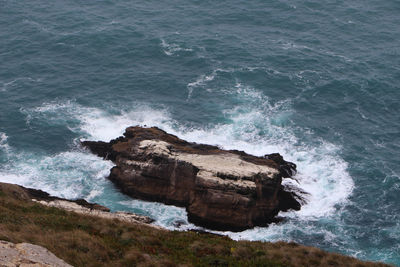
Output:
[1, 0, 399, 265]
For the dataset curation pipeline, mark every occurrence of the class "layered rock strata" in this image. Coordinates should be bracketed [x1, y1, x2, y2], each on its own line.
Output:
[82, 126, 301, 231]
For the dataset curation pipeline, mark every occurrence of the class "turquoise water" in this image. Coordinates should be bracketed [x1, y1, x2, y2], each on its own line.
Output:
[1, 0, 399, 265]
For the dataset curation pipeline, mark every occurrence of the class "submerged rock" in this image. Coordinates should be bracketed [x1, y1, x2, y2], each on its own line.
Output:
[82, 126, 301, 231]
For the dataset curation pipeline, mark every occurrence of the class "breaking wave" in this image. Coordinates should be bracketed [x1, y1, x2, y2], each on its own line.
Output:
[2, 84, 353, 239]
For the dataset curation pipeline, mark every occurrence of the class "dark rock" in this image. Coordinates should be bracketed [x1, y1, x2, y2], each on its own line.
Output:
[277, 188, 301, 211]
[172, 220, 187, 228]
[264, 153, 297, 178]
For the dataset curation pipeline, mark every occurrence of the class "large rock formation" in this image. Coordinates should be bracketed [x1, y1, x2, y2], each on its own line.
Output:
[82, 126, 301, 231]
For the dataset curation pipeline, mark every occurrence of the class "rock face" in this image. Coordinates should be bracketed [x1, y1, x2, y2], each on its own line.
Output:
[0, 240, 72, 267]
[82, 126, 301, 231]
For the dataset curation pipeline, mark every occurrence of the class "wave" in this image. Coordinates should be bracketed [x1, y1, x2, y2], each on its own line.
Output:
[180, 83, 353, 219]
[22, 100, 171, 141]
[7, 86, 354, 237]
[0, 148, 114, 200]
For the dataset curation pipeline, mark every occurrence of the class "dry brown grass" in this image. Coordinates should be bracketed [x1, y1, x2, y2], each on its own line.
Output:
[0, 183, 392, 267]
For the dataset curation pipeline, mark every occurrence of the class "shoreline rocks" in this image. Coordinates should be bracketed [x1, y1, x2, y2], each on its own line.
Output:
[32, 199, 155, 225]
[0, 182, 154, 226]
[82, 126, 302, 231]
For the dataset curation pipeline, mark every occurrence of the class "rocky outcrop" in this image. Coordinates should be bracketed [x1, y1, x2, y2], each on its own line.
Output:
[0, 182, 154, 226]
[0, 240, 72, 267]
[82, 126, 301, 231]
[32, 199, 154, 225]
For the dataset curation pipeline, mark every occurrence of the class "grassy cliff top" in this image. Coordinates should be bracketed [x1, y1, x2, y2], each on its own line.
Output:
[0, 182, 390, 267]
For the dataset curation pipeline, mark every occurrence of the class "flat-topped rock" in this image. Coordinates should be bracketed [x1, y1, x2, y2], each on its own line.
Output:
[82, 126, 301, 231]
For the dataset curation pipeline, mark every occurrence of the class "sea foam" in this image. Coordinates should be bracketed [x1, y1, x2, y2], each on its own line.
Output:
[0, 133, 10, 152]
[0, 149, 114, 200]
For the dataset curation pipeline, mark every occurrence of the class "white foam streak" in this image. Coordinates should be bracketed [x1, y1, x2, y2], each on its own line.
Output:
[186, 70, 218, 99]
[187, 73, 216, 88]
[160, 39, 193, 56]
[0, 132, 10, 152]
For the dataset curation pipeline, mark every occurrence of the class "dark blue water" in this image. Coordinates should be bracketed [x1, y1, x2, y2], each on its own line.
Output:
[1, 0, 399, 265]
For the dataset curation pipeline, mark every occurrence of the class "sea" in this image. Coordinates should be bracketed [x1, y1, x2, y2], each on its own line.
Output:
[0, 0, 399, 265]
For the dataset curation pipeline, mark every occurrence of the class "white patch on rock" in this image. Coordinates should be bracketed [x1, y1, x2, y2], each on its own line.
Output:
[139, 140, 171, 155]
[138, 139, 279, 188]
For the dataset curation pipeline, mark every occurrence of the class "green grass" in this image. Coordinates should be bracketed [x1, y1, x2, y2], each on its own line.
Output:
[0, 183, 391, 267]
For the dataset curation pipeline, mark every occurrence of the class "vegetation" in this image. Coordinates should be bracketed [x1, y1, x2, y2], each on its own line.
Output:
[0, 183, 390, 267]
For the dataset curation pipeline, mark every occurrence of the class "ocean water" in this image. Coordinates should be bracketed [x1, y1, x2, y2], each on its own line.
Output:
[1, 0, 399, 265]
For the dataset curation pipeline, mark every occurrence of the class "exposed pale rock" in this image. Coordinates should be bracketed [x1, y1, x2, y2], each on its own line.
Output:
[139, 139, 278, 177]
[0, 240, 72, 267]
[32, 199, 155, 226]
